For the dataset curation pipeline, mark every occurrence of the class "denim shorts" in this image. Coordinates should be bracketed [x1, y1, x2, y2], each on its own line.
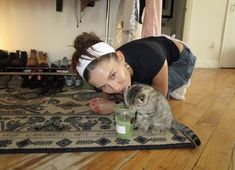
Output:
[168, 45, 196, 95]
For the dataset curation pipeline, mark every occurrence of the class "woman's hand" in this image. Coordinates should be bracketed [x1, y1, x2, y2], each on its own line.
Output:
[89, 97, 115, 115]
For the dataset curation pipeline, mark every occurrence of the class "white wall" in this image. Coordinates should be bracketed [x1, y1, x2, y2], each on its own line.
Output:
[0, 0, 120, 63]
[183, 0, 228, 68]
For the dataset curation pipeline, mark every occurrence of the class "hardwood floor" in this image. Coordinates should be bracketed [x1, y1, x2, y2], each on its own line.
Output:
[0, 68, 235, 170]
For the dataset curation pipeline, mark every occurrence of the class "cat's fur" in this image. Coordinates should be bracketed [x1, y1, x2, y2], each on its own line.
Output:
[123, 84, 201, 146]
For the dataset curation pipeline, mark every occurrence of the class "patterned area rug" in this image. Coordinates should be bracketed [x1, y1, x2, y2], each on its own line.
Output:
[0, 88, 196, 154]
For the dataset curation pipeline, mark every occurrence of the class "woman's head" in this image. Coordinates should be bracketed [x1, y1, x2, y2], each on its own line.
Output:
[71, 32, 102, 73]
[72, 32, 132, 94]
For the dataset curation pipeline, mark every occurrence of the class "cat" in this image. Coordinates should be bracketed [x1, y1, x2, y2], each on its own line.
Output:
[123, 83, 201, 146]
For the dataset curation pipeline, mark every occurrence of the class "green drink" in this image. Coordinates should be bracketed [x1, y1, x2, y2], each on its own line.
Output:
[114, 103, 135, 139]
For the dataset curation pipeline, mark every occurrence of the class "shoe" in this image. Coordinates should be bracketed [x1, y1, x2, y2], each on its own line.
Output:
[29, 76, 42, 89]
[60, 57, 69, 68]
[7, 76, 23, 89]
[51, 63, 59, 68]
[0, 58, 11, 67]
[0, 49, 11, 67]
[73, 76, 83, 87]
[0, 49, 9, 60]
[17, 50, 28, 66]
[26, 49, 37, 67]
[10, 52, 25, 67]
[21, 76, 30, 88]
[170, 79, 191, 100]
[64, 75, 74, 87]
[53, 60, 62, 68]
[0, 76, 12, 89]
[51, 76, 65, 93]
[37, 51, 49, 68]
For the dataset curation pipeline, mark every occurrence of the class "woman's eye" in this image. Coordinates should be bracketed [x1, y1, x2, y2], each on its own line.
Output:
[100, 85, 106, 90]
[111, 73, 116, 79]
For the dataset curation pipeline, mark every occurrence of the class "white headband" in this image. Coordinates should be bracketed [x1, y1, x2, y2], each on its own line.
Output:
[76, 42, 115, 79]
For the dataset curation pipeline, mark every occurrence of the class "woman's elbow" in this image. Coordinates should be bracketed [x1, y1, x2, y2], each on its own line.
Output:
[161, 88, 168, 97]
[152, 85, 168, 97]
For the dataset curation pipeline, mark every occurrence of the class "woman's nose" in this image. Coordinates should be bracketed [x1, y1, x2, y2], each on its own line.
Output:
[108, 81, 121, 92]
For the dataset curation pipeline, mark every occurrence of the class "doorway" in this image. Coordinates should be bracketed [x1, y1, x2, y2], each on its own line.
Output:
[220, 0, 235, 68]
[161, 0, 187, 40]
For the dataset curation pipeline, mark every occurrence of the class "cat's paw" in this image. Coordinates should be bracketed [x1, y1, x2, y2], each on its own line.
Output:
[137, 128, 146, 134]
[152, 128, 167, 135]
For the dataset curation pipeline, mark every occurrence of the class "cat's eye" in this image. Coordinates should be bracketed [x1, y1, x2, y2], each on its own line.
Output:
[138, 95, 145, 102]
[138, 95, 145, 103]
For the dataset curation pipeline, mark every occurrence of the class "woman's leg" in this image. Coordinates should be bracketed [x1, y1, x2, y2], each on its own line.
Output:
[168, 46, 196, 98]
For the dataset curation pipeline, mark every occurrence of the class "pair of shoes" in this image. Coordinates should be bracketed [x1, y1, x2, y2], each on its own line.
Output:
[26, 49, 48, 68]
[7, 76, 23, 89]
[21, 75, 43, 89]
[10, 51, 28, 67]
[52, 57, 70, 68]
[64, 75, 83, 87]
[170, 79, 191, 100]
[0, 49, 11, 67]
[0, 49, 28, 68]
[39, 76, 65, 95]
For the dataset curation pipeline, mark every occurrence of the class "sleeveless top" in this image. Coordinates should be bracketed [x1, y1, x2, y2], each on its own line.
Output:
[116, 36, 180, 85]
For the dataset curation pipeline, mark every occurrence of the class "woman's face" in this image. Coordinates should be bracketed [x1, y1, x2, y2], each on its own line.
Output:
[88, 56, 131, 94]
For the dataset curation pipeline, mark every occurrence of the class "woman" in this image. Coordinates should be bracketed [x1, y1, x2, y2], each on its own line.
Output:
[71, 32, 196, 114]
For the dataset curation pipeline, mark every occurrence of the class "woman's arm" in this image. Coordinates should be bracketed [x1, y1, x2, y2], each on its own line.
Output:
[152, 59, 168, 96]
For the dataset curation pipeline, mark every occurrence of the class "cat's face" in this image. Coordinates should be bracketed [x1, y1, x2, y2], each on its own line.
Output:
[124, 84, 156, 108]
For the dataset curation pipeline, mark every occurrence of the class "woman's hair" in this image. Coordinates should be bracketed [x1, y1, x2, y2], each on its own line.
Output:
[71, 32, 117, 82]
[71, 32, 102, 73]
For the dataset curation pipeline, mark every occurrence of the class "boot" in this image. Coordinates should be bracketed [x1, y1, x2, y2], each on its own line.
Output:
[17, 50, 28, 67]
[37, 51, 49, 68]
[10, 52, 25, 68]
[0, 50, 11, 67]
[26, 49, 37, 67]
[0, 49, 9, 60]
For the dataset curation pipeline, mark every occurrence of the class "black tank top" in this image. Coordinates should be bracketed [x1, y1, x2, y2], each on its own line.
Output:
[116, 36, 180, 85]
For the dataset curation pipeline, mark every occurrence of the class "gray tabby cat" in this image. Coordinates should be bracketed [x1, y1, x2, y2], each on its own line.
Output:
[123, 84, 201, 146]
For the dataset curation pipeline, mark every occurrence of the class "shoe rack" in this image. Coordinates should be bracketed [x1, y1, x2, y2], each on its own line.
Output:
[0, 67, 77, 76]
[0, 50, 77, 76]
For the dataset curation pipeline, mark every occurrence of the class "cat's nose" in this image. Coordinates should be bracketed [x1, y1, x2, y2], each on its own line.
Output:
[123, 86, 130, 94]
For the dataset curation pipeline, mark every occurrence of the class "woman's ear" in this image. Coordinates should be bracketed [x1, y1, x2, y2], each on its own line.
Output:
[116, 51, 125, 62]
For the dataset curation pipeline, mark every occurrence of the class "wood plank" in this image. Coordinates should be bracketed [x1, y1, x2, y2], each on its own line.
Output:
[83, 150, 139, 170]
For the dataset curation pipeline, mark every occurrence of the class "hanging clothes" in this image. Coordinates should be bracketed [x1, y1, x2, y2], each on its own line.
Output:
[139, 0, 145, 24]
[113, 0, 140, 48]
[80, 0, 96, 12]
[141, 0, 162, 37]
